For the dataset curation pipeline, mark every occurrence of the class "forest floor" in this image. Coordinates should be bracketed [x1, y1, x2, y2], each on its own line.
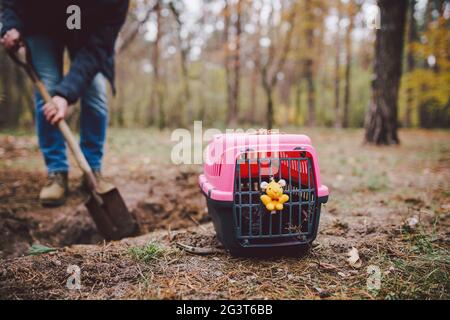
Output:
[0, 128, 449, 300]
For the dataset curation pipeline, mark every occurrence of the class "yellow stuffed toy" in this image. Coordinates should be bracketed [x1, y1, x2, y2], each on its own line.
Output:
[260, 178, 289, 212]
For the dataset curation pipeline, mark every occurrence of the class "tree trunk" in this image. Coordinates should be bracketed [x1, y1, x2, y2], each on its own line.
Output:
[224, 1, 236, 127]
[404, 0, 417, 128]
[264, 84, 274, 130]
[364, 0, 408, 145]
[148, 2, 162, 127]
[249, 55, 260, 124]
[305, 58, 315, 127]
[280, 66, 293, 107]
[158, 82, 165, 130]
[169, 1, 191, 127]
[304, 0, 316, 127]
[0, 52, 32, 128]
[248, 3, 262, 125]
[0, 56, 12, 128]
[295, 78, 302, 125]
[229, 0, 242, 127]
[343, 1, 356, 128]
[259, 2, 297, 130]
[334, 1, 342, 128]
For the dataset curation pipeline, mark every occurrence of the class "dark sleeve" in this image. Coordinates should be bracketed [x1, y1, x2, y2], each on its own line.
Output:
[54, 0, 129, 104]
[1, 0, 24, 36]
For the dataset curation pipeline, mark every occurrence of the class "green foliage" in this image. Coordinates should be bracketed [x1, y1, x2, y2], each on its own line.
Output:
[128, 241, 165, 262]
[27, 243, 58, 256]
[400, 15, 450, 126]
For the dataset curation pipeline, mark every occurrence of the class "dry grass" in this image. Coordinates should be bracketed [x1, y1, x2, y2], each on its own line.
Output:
[0, 128, 449, 299]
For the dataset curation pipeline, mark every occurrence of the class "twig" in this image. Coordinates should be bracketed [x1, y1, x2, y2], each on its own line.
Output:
[166, 225, 174, 242]
[176, 242, 224, 255]
[189, 216, 208, 233]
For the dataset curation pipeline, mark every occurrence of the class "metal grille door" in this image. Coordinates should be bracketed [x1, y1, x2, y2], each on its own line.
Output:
[233, 151, 317, 247]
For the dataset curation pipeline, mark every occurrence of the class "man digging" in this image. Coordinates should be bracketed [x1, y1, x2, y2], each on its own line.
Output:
[1, 0, 129, 206]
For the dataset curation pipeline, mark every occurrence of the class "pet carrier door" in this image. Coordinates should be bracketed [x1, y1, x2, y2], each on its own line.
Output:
[233, 150, 318, 247]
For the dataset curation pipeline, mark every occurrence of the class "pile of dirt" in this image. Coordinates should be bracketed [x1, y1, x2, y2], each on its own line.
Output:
[0, 170, 46, 213]
[0, 166, 209, 259]
[0, 170, 100, 258]
[133, 167, 210, 233]
[172, 228, 223, 250]
[0, 211, 35, 258]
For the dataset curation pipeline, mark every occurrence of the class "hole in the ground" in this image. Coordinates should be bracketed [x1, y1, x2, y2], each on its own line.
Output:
[0, 169, 210, 258]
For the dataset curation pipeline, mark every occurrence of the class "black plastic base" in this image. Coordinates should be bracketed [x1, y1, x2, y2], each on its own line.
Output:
[202, 189, 327, 257]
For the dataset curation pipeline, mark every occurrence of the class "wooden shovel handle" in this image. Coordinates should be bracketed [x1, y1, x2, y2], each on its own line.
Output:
[8, 48, 98, 190]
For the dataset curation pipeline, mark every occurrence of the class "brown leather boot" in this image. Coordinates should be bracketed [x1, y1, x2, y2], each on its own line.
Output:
[39, 172, 68, 207]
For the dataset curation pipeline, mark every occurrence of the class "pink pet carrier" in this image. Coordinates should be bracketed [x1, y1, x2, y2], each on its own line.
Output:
[199, 132, 329, 255]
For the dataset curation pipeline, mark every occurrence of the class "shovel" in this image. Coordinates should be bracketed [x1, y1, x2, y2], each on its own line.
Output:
[8, 46, 139, 241]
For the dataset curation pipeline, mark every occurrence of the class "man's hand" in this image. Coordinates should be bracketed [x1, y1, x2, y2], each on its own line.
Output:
[43, 96, 68, 125]
[0, 28, 23, 52]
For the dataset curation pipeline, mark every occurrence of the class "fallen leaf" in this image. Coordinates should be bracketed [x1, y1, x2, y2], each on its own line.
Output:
[347, 247, 362, 269]
[27, 244, 58, 256]
[404, 216, 419, 231]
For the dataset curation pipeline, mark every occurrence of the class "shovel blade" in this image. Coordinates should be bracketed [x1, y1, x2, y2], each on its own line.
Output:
[100, 188, 139, 238]
[85, 194, 118, 240]
[85, 188, 139, 241]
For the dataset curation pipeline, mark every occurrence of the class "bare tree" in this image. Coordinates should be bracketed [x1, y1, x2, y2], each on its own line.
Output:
[223, 1, 233, 126]
[247, 1, 262, 125]
[117, 1, 158, 54]
[169, 0, 192, 127]
[304, 0, 316, 127]
[148, 1, 165, 129]
[334, 0, 343, 128]
[365, 0, 408, 145]
[404, 0, 417, 128]
[231, 0, 242, 126]
[294, 64, 303, 125]
[223, 0, 242, 127]
[343, 0, 357, 128]
[260, 1, 298, 129]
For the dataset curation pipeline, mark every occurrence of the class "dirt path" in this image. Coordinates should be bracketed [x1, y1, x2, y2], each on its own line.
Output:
[0, 129, 449, 299]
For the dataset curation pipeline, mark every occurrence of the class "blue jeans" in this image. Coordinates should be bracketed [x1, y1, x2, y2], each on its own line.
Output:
[26, 35, 108, 173]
